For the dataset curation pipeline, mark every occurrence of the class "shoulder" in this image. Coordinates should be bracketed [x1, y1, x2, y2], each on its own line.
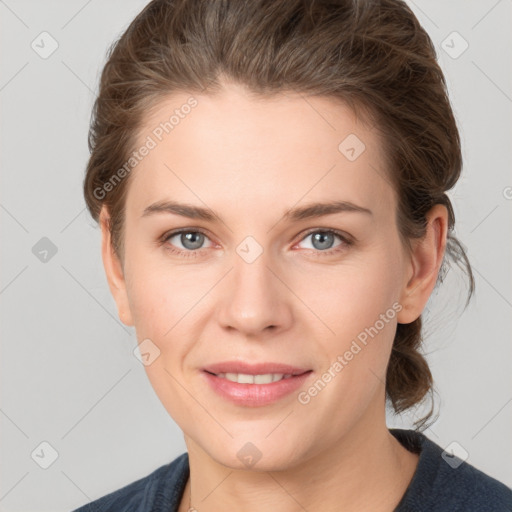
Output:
[438, 455, 512, 510]
[71, 452, 189, 512]
[390, 428, 512, 512]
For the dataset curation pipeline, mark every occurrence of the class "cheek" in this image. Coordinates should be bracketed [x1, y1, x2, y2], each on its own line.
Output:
[307, 251, 402, 334]
[302, 245, 403, 388]
[299, 256, 402, 420]
[123, 256, 199, 420]
[125, 272, 168, 336]
[124, 248, 199, 337]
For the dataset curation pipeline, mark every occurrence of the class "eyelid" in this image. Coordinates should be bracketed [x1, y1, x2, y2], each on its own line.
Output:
[160, 227, 214, 247]
[294, 226, 354, 245]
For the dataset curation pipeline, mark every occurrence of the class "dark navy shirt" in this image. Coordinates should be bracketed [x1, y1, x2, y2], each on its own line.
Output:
[72, 428, 512, 511]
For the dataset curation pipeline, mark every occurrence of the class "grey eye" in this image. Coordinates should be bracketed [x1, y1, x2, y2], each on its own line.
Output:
[299, 231, 342, 251]
[167, 231, 211, 251]
[182, 232, 204, 250]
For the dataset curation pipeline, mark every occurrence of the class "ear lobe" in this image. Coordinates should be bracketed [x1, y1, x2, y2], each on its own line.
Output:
[397, 204, 448, 324]
[99, 206, 134, 327]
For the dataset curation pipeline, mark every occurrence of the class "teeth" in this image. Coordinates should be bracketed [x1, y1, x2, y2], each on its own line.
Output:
[216, 373, 293, 384]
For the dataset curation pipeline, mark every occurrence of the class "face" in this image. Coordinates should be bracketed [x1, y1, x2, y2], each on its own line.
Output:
[102, 81, 428, 471]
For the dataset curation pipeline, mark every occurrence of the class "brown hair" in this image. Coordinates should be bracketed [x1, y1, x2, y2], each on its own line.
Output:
[83, 0, 474, 430]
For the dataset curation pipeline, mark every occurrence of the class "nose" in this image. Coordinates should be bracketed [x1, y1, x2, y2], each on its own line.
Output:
[216, 250, 293, 337]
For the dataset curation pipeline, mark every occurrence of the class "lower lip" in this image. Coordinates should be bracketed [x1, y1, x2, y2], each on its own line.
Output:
[202, 371, 313, 406]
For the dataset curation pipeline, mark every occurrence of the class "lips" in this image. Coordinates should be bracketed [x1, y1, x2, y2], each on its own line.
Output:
[201, 361, 313, 406]
[203, 361, 311, 376]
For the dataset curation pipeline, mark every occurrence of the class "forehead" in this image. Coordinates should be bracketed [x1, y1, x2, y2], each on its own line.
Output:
[127, 83, 394, 221]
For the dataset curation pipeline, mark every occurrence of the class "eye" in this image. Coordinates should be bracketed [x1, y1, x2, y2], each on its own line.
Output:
[161, 229, 214, 257]
[160, 227, 353, 258]
[295, 229, 352, 255]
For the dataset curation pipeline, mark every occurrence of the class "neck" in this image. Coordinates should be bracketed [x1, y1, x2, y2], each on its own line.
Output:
[180, 393, 419, 512]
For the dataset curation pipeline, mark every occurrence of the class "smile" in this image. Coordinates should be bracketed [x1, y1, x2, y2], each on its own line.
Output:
[202, 370, 313, 406]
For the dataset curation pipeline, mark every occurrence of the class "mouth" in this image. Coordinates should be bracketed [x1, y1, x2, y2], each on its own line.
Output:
[201, 362, 313, 406]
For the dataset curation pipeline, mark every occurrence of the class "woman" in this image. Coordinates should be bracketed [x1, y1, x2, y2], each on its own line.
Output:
[73, 0, 512, 510]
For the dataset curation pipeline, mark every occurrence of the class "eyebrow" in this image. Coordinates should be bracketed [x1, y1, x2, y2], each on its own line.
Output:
[141, 199, 373, 222]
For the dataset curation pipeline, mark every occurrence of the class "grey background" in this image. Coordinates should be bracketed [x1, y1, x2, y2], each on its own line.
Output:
[0, 1, 511, 510]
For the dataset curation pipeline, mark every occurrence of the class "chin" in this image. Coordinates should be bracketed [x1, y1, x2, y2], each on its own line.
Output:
[201, 433, 308, 473]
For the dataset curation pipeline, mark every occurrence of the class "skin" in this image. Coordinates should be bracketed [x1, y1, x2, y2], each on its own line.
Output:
[100, 79, 447, 512]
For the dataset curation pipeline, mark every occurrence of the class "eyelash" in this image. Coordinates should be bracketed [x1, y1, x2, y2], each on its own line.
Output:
[159, 227, 354, 259]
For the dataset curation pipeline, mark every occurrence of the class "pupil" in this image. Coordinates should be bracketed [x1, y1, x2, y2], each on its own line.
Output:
[182, 232, 203, 250]
[313, 232, 333, 250]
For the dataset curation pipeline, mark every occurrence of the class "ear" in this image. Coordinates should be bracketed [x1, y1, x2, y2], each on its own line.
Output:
[397, 204, 448, 324]
[99, 205, 134, 326]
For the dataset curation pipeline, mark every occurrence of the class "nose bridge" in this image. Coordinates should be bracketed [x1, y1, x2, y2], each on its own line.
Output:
[216, 242, 292, 335]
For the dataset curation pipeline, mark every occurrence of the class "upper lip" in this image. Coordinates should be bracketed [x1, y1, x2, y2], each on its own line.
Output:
[203, 361, 312, 376]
